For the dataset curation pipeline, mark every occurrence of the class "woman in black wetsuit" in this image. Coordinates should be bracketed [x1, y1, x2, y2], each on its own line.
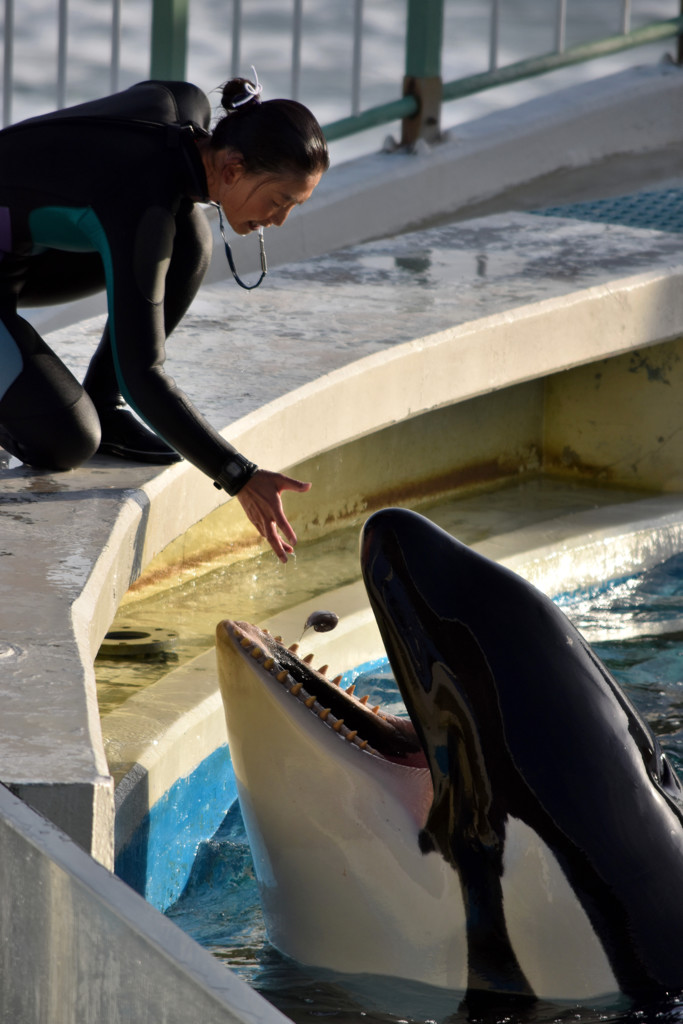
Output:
[0, 74, 329, 563]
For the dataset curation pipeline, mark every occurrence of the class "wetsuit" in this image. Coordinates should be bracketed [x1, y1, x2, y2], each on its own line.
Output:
[0, 80, 256, 494]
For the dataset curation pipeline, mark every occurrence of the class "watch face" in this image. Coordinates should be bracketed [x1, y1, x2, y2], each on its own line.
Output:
[218, 455, 256, 494]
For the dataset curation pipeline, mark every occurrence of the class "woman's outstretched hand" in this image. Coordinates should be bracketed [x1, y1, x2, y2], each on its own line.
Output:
[237, 469, 311, 563]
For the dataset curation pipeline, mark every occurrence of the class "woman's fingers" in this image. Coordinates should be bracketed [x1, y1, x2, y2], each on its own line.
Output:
[236, 469, 311, 562]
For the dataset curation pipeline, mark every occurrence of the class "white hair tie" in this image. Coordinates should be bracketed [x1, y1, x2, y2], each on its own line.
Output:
[231, 66, 263, 108]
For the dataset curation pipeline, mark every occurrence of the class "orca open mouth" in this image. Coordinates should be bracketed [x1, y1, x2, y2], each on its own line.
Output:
[223, 619, 427, 767]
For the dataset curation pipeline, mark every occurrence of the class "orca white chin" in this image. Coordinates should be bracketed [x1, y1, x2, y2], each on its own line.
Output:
[217, 507, 683, 1008]
[216, 618, 469, 991]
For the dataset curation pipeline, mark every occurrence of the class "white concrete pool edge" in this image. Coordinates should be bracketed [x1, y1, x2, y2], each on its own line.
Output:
[214, 264, 683, 486]
[129, 260, 683, 585]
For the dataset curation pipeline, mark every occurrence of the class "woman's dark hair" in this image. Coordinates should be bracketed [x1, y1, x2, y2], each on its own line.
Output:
[211, 77, 330, 178]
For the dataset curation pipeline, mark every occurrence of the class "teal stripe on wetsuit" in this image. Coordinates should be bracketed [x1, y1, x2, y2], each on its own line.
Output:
[28, 205, 148, 428]
[0, 320, 22, 399]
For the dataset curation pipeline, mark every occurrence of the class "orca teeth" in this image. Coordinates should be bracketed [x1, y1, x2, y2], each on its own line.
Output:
[231, 622, 381, 756]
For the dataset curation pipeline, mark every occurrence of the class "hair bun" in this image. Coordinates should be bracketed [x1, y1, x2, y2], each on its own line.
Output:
[221, 68, 263, 112]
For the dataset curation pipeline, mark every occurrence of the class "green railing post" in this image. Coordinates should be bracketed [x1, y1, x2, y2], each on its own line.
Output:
[150, 0, 189, 81]
[401, 0, 444, 146]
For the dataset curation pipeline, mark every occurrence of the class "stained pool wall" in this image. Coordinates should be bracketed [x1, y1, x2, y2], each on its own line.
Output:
[127, 321, 683, 594]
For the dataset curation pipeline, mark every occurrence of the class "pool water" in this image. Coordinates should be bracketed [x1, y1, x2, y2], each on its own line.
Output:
[557, 550, 683, 777]
[164, 551, 683, 1024]
[97, 478, 648, 714]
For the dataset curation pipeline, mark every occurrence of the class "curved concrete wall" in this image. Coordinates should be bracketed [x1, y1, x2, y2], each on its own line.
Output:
[0, 782, 291, 1024]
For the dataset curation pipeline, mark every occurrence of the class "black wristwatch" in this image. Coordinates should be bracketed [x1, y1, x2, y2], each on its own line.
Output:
[213, 453, 259, 496]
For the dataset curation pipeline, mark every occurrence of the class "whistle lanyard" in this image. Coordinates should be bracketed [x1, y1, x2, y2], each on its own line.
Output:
[214, 203, 267, 290]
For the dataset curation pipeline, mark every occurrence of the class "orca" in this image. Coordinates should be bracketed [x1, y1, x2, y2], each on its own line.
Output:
[216, 507, 683, 1006]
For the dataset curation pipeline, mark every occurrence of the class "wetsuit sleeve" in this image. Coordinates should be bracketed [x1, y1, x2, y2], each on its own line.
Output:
[97, 200, 250, 486]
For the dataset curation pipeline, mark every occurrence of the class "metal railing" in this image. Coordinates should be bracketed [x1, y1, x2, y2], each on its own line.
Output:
[2, 0, 682, 147]
[325, 0, 683, 145]
[3, 0, 125, 126]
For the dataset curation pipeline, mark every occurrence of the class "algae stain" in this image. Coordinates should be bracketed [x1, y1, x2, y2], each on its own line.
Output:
[627, 350, 680, 386]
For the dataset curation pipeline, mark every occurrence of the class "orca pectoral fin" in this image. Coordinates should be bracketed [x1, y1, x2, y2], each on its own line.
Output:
[460, 848, 536, 1004]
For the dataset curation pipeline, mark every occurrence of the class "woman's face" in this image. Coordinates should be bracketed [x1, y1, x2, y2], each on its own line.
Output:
[218, 157, 322, 236]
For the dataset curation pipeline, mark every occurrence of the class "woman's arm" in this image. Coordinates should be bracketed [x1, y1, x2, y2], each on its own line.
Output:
[100, 202, 309, 560]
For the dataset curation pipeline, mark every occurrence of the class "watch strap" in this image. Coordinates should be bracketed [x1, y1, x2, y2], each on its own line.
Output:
[213, 453, 259, 495]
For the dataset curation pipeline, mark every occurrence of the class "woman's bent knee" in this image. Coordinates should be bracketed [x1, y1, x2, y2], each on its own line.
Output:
[0, 392, 101, 470]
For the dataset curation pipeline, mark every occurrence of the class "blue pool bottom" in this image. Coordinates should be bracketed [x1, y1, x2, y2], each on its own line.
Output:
[115, 744, 238, 911]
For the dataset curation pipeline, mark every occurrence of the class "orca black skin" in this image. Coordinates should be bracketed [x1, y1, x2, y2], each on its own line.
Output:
[360, 507, 683, 1002]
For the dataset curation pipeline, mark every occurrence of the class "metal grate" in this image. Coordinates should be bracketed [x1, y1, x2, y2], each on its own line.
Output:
[535, 187, 683, 234]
